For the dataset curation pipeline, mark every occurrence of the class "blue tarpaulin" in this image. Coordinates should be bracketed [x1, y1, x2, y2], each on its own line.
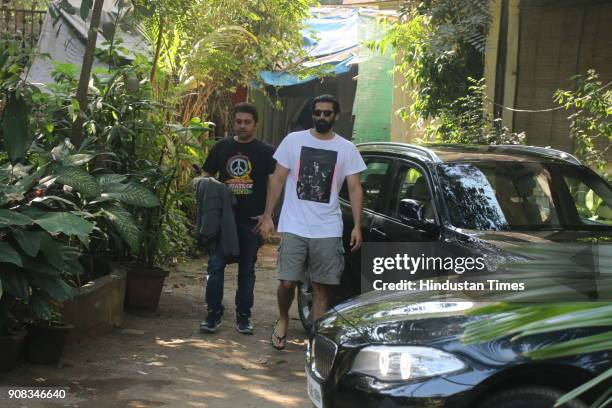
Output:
[258, 7, 395, 87]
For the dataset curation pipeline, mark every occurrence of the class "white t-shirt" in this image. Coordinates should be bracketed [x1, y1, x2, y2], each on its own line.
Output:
[273, 130, 367, 238]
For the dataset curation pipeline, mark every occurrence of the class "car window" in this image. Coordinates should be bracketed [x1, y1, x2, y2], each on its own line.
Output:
[486, 169, 560, 227]
[389, 164, 434, 222]
[563, 174, 612, 226]
[437, 162, 612, 231]
[340, 156, 392, 212]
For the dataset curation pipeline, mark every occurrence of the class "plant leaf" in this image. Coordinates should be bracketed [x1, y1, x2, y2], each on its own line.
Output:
[56, 166, 101, 198]
[32, 212, 95, 245]
[12, 230, 43, 257]
[0, 209, 32, 227]
[97, 174, 127, 192]
[103, 205, 141, 254]
[2, 93, 31, 164]
[21, 255, 61, 276]
[80, 0, 93, 20]
[14, 164, 47, 191]
[527, 330, 612, 360]
[28, 272, 74, 302]
[29, 293, 53, 320]
[63, 153, 94, 166]
[39, 234, 69, 271]
[102, 182, 160, 208]
[0, 267, 29, 300]
[0, 242, 23, 267]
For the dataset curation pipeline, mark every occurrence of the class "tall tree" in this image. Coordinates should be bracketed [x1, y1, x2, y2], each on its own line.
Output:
[71, 0, 105, 148]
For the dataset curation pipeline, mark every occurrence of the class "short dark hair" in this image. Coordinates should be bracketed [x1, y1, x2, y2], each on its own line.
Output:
[234, 102, 258, 123]
[311, 94, 340, 114]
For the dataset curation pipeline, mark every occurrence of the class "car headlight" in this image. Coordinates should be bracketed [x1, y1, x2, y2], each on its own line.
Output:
[351, 346, 465, 381]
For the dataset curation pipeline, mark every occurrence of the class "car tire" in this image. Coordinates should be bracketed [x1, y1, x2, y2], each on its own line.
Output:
[297, 281, 313, 333]
[478, 386, 588, 408]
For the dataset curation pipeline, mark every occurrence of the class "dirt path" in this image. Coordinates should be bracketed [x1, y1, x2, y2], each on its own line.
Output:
[4, 245, 312, 408]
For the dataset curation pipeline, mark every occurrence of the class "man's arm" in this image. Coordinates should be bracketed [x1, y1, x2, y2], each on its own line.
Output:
[255, 163, 289, 239]
[346, 173, 364, 252]
[192, 143, 218, 187]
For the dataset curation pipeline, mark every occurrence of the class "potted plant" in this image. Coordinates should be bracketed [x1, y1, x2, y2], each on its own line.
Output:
[122, 120, 211, 310]
[0, 297, 27, 372]
[122, 164, 173, 311]
[25, 310, 73, 365]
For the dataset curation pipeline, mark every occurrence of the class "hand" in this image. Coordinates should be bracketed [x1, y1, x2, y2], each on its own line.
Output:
[349, 226, 362, 252]
[254, 214, 275, 240]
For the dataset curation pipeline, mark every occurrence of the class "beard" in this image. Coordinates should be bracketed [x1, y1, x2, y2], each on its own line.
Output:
[314, 118, 334, 133]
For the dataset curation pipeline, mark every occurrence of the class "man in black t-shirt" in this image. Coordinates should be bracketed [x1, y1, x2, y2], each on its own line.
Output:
[199, 103, 275, 335]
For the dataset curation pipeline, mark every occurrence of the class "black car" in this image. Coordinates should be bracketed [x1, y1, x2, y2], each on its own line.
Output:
[298, 143, 612, 329]
[301, 143, 612, 408]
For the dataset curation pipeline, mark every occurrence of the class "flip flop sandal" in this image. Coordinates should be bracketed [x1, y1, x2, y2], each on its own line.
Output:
[270, 320, 287, 350]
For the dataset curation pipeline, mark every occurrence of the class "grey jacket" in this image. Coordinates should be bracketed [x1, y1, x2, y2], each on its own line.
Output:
[195, 177, 239, 260]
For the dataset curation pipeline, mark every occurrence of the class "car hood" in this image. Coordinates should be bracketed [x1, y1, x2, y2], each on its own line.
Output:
[324, 290, 480, 345]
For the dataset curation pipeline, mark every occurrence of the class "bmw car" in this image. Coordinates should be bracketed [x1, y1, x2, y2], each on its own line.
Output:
[303, 143, 612, 407]
[305, 295, 611, 408]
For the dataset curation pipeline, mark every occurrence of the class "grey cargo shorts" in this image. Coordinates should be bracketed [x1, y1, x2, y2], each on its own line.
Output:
[277, 232, 345, 285]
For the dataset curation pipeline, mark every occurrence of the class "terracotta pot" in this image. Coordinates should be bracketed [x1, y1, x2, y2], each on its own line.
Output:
[124, 266, 169, 310]
[0, 330, 26, 372]
[26, 322, 73, 365]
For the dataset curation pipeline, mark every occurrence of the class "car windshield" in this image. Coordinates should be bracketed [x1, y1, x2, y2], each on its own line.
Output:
[436, 161, 612, 231]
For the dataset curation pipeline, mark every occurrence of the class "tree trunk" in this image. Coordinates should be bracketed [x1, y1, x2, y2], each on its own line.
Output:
[71, 0, 105, 148]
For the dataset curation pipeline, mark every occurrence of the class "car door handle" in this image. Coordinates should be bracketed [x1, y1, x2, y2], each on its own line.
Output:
[371, 227, 387, 238]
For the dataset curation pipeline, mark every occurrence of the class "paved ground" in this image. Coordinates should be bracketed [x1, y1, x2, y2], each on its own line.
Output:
[4, 245, 312, 408]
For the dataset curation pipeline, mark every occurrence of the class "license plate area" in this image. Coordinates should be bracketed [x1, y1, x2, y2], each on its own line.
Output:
[307, 370, 324, 408]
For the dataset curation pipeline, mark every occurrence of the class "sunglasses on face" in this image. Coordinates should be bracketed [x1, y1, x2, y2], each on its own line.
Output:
[312, 110, 334, 118]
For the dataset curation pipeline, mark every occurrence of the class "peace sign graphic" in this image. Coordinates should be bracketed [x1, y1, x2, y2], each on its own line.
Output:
[227, 155, 252, 177]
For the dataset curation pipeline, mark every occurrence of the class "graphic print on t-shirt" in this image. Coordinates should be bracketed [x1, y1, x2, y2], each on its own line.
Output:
[297, 146, 338, 203]
[225, 153, 253, 195]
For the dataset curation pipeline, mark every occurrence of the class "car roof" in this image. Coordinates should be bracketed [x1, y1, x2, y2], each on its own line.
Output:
[356, 142, 582, 165]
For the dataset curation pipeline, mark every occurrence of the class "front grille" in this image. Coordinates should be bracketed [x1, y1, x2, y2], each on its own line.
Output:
[313, 334, 337, 380]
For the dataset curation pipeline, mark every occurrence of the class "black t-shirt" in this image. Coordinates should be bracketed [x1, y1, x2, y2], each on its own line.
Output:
[202, 137, 276, 223]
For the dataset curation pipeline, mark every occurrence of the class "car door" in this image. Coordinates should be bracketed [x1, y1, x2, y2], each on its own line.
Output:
[369, 159, 440, 243]
[339, 154, 395, 297]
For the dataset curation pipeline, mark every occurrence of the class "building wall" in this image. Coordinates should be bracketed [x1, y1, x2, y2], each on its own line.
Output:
[513, 0, 612, 157]
[486, 0, 612, 163]
[351, 17, 395, 143]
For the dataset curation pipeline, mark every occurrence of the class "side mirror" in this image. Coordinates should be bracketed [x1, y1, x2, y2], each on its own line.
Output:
[398, 199, 439, 238]
[398, 199, 425, 223]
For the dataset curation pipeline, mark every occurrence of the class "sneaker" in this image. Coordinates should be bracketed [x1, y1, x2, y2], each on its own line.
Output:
[200, 308, 224, 333]
[235, 316, 253, 335]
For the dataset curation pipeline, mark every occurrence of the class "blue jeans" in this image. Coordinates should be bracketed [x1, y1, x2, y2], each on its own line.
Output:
[205, 222, 263, 318]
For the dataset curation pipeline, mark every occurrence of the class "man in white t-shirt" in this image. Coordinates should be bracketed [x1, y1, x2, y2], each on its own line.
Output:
[256, 94, 366, 350]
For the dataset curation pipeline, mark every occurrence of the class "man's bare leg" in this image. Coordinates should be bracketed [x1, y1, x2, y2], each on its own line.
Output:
[273, 280, 297, 347]
[311, 282, 333, 322]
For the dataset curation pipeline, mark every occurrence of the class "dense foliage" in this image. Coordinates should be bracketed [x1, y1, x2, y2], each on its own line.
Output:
[371, 0, 488, 126]
[555, 70, 612, 174]
[0, 0, 316, 331]
[425, 77, 525, 145]
[134, 0, 315, 130]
